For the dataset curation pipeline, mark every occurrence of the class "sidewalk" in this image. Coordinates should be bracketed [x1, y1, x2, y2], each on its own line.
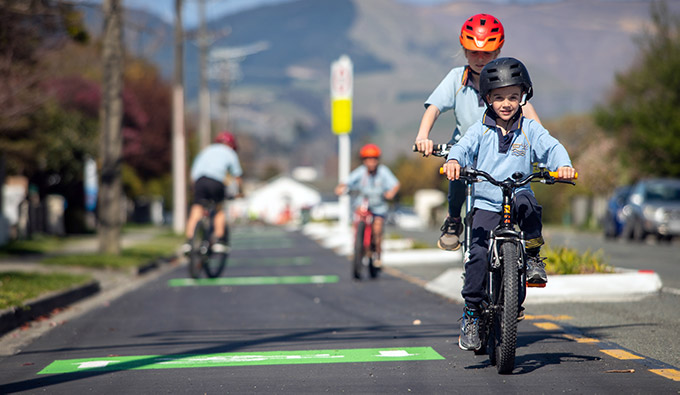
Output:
[301, 222, 663, 304]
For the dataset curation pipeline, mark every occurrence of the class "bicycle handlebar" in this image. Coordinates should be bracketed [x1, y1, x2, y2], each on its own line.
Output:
[412, 143, 451, 158]
[439, 166, 577, 185]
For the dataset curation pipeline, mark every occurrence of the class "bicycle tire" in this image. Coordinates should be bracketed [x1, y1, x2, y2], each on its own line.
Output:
[204, 225, 229, 278]
[189, 219, 209, 279]
[496, 241, 519, 374]
[353, 222, 366, 280]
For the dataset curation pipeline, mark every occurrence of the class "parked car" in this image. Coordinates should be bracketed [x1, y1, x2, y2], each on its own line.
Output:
[621, 178, 680, 242]
[602, 185, 632, 238]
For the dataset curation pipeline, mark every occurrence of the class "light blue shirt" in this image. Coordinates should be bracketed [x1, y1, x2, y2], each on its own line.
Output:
[447, 113, 572, 212]
[425, 66, 486, 142]
[190, 144, 243, 183]
[346, 164, 399, 216]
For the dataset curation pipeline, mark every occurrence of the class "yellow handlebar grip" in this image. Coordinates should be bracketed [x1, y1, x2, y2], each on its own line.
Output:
[440, 167, 445, 175]
[549, 171, 578, 180]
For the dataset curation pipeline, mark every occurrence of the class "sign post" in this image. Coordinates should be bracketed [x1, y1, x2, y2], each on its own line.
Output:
[331, 55, 353, 231]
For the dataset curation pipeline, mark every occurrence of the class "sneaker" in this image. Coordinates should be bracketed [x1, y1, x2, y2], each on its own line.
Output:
[458, 305, 481, 351]
[180, 240, 192, 256]
[211, 241, 230, 254]
[373, 258, 382, 269]
[526, 255, 548, 285]
[438, 216, 463, 251]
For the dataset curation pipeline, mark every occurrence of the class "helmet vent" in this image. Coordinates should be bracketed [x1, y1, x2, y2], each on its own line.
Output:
[480, 18, 486, 26]
[491, 27, 499, 32]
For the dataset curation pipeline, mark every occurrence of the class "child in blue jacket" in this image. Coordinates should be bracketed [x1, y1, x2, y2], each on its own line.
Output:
[442, 58, 576, 351]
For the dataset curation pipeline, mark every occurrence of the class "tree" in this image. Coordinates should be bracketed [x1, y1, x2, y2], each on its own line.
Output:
[594, 1, 680, 178]
[98, 0, 124, 254]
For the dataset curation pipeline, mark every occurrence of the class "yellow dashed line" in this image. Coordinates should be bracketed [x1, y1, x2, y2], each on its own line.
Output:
[649, 369, 680, 382]
[532, 322, 562, 331]
[600, 349, 644, 360]
[561, 334, 600, 343]
[525, 314, 573, 321]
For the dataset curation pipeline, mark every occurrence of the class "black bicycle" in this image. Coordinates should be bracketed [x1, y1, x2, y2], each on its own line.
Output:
[188, 200, 230, 279]
[458, 166, 576, 374]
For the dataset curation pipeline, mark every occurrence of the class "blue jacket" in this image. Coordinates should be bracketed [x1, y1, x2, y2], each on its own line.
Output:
[447, 111, 572, 212]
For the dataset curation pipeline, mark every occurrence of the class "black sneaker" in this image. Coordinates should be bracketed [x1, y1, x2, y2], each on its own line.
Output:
[458, 305, 481, 351]
[526, 255, 548, 285]
[438, 216, 463, 251]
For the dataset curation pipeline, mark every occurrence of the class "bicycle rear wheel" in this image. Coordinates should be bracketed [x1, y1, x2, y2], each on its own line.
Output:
[204, 225, 229, 278]
[189, 220, 210, 279]
[496, 241, 519, 374]
[353, 222, 366, 280]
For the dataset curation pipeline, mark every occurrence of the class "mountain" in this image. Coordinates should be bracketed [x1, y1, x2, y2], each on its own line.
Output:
[78, 0, 679, 170]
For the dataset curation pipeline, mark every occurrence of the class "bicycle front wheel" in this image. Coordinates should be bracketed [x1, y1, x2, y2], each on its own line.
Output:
[204, 226, 229, 278]
[189, 219, 210, 279]
[353, 222, 366, 280]
[496, 241, 519, 374]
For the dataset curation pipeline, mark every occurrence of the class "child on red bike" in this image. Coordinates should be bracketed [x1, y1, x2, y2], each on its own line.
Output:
[442, 58, 576, 351]
[335, 144, 400, 269]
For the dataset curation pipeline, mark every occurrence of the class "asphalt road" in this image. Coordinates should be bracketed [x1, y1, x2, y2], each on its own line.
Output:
[1, 226, 678, 393]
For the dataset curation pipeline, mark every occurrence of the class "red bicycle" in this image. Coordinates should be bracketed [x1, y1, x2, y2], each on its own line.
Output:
[352, 196, 380, 280]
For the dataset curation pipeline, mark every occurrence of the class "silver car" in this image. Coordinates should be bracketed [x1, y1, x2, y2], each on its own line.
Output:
[621, 178, 680, 241]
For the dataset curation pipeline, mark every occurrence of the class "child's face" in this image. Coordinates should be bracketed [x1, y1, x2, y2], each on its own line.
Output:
[487, 85, 523, 122]
[363, 157, 379, 172]
[464, 49, 499, 74]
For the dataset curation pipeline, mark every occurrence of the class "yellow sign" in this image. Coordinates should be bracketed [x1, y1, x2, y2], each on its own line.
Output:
[332, 98, 352, 134]
[331, 55, 353, 135]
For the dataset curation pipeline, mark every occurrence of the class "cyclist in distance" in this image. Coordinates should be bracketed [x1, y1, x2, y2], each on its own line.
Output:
[182, 131, 243, 254]
[414, 13, 542, 252]
[335, 144, 400, 270]
[442, 57, 576, 350]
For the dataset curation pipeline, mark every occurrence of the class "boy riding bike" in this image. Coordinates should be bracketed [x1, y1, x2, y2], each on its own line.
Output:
[182, 131, 243, 254]
[414, 13, 542, 252]
[441, 58, 576, 351]
[335, 144, 400, 270]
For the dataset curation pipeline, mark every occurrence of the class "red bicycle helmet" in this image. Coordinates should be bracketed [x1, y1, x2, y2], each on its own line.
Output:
[459, 13, 505, 52]
[360, 144, 381, 159]
[214, 131, 238, 151]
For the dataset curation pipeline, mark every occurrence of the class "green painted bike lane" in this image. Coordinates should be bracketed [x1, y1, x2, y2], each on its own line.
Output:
[39, 347, 444, 374]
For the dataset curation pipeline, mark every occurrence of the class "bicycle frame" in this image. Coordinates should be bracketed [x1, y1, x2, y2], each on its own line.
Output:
[353, 197, 374, 252]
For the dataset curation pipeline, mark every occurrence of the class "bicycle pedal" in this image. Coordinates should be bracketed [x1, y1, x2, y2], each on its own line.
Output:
[526, 282, 546, 288]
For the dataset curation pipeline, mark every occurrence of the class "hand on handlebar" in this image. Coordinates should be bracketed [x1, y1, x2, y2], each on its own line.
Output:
[442, 159, 461, 181]
[555, 166, 577, 181]
[413, 138, 434, 156]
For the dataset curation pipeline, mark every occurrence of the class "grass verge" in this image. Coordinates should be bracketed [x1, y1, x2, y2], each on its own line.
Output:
[0, 272, 92, 310]
[40, 232, 183, 269]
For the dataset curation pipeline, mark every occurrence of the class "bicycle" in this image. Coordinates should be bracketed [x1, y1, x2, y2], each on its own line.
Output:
[188, 199, 230, 279]
[455, 166, 576, 374]
[352, 196, 380, 280]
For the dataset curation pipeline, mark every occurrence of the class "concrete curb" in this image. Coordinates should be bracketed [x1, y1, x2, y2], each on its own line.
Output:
[0, 281, 101, 337]
[0, 256, 175, 338]
[424, 268, 663, 304]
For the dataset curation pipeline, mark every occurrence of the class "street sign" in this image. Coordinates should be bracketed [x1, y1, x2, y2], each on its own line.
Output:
[331, 55, 353, 134]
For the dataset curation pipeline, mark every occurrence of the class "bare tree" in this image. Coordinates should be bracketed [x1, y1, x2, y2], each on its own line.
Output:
[98, 0, 124, 254]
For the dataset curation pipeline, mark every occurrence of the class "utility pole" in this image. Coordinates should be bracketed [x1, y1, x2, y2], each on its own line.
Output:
[98, 0, 124, 254]
[172, 0, 187, 235]
[197, 0, 211, 149]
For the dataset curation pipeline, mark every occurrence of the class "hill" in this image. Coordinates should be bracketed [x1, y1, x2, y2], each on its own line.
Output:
[79, 0, 679, 172]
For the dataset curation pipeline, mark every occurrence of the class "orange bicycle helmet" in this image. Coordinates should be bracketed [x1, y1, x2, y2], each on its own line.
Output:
[214, 131, 238, 151]
[359, 144, 381, 159]
[459, 13, 505, 52]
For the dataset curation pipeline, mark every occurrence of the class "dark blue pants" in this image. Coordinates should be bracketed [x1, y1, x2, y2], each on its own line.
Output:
[447, 179, 465, 218]
[462, 191, 544, 306]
